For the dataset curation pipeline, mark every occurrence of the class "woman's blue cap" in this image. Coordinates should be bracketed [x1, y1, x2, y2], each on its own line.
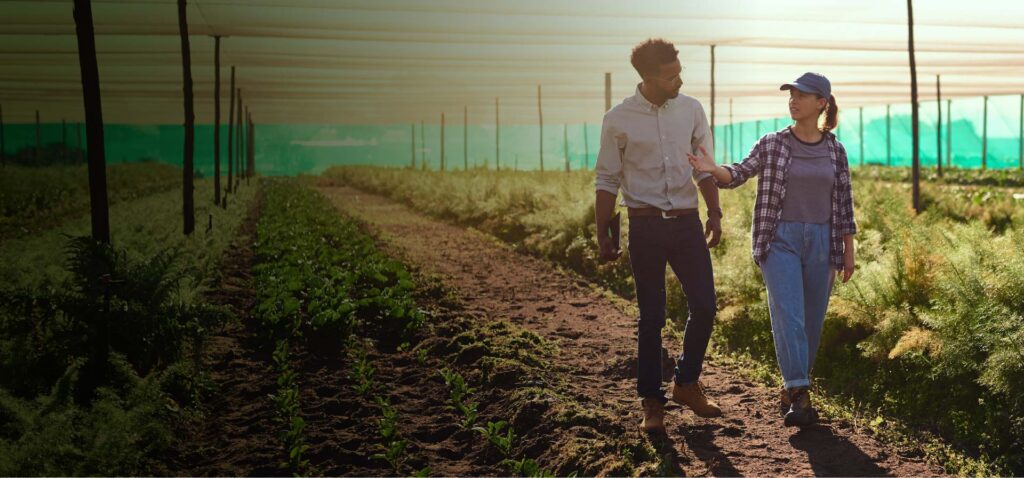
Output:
[780, 72, 831, 99]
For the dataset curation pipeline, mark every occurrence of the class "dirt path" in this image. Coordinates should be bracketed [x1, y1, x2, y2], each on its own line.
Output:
[318, 184, 944, 477]
[164, 190, 283, 476]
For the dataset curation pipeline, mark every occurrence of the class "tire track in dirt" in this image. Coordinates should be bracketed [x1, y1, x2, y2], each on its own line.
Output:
[318, 184, 944, 477]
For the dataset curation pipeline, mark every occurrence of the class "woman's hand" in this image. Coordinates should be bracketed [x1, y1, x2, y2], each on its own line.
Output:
[687, 146, 718, 174]
[840, 247, 855, 283]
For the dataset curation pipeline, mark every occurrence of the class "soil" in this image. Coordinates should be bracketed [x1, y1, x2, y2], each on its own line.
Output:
[165, 180, 946, 477]
[312, 184, 945, 477]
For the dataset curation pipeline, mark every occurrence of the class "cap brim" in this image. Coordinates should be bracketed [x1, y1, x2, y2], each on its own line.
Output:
[779, 82, 817, 94]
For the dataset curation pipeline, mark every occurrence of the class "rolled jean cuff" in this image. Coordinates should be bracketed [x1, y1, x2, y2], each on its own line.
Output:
[784, 378, 811, 389]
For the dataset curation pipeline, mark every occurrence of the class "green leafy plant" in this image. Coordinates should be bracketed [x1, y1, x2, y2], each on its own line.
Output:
[473, 420, 514, 457]
[270, 340, 309, 475]
[371, 397, 409, 474]
[350, 348, 376, 396]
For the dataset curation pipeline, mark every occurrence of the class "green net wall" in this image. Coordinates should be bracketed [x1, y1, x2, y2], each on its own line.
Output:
[715, 93, 1024, 170]
[4, 94, 1022, 175]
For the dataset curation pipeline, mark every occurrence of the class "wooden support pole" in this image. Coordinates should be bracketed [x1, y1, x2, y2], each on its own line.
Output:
[886, 104, 891, 167]
[35, 110, 41, 163]
[538, 84, 544, 172]
[583, 122, 590, 169]
[859, 107, 864, 166]
[236, 88, 242, 189]
[464, 105, 468, 171]
[908, 0, 921, 213]
[710, 44, 716, 163]
[495, 97, 500, 170]
[982, 95, 989, 171]
[563, 123, 569, 172]
[936, 75, 942, 177]
[213, 35, 222, 205]
[247, 112, 254, 178]
[729, 98, 734, 162]
[178, 0, 195, 235]
[226, 66, 235, 201]
[946, 99, 951, 168]
[73, 0, 109, 243]
[441, 112, 445, 172]
[0, 104, 4, 167]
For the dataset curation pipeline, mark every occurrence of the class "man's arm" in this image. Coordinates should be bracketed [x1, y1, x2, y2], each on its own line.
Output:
[692, 101, 723, 248]
[595, 115, 623, 261]
[698, 176, 722, 248]
[595, 190, 619, 259]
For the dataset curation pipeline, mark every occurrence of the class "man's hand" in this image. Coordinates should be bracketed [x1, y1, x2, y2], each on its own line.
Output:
[704, 215, 722, 248]
[840, 248, 855, 283]
[598, 235, 621, 262]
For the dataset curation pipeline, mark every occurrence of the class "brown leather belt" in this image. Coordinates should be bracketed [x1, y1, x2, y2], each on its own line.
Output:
[627, 207, 698, 219]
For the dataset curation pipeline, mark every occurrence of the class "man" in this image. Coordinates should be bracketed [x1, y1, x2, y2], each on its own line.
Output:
[595, 38, 723, 433]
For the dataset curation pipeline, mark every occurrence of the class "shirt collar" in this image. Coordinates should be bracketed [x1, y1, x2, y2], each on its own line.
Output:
[631, 83, 670, 112]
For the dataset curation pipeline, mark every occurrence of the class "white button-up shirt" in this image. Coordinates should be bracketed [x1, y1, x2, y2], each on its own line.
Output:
[595, 84, 713, 210]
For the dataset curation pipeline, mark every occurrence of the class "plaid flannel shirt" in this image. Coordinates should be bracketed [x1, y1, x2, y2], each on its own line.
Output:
[716, 127, 857, 269]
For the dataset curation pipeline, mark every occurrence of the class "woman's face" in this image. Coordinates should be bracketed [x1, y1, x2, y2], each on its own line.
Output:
[788, 88, 827, 122]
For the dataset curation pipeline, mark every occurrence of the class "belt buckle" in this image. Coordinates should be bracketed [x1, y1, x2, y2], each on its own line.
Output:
[661, 209, 671, 219]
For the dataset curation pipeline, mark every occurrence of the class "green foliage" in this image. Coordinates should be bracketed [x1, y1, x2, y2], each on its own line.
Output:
[252, 178, 436, 474]
[333, 165, 1024, 474]
[0, 235, 229, 398]
[371, 397, 408, 475]
[0, 169, 255, 475]
[0, 175, 258, 294]
[474, 420, 514, 457]
[350, 347, 376, 396]
[253, 178, 426, 347]
[0, 354, 177, 476]
[0, 162, 181, 239]
[270, 340, 309, 475]
[439, 367, 478, 429]
[856, 165, 1024, 188]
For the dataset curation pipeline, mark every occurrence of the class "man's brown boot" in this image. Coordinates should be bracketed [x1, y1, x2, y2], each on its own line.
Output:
[671, 381, 723, 418]
[641, 398, 665, 433]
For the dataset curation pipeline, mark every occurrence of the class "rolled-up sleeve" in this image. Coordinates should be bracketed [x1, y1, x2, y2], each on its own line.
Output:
[595, 114, 624, 196]
[690, 102, 713, 184]
[716, 137, 766, 189]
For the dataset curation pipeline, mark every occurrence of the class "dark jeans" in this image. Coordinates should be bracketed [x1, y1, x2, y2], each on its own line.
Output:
[628, 214, 717, 403]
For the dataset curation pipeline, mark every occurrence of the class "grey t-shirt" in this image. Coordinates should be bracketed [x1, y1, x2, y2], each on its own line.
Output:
[780, 134, 834, 224]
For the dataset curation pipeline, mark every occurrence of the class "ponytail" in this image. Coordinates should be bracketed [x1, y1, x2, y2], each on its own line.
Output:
[820, 95, 839, 133]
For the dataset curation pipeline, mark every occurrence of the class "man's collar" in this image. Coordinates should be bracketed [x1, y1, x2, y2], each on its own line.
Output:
[632, 83, 670, 111]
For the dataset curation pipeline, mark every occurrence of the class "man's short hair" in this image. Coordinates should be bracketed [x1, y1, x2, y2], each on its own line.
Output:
[630, 38, 679, 78]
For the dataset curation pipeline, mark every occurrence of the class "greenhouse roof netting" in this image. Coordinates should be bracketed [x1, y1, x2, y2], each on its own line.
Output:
[2, 0, 1024, 128]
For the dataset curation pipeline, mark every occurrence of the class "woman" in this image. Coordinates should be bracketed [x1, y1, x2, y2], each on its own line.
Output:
[687, 72, 857, 428]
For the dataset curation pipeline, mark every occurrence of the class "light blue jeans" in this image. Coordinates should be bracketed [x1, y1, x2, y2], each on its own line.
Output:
[760, 221, 835, 389]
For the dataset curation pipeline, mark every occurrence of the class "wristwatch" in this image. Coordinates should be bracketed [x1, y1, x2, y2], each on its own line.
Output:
[707, 208, 723, 219]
